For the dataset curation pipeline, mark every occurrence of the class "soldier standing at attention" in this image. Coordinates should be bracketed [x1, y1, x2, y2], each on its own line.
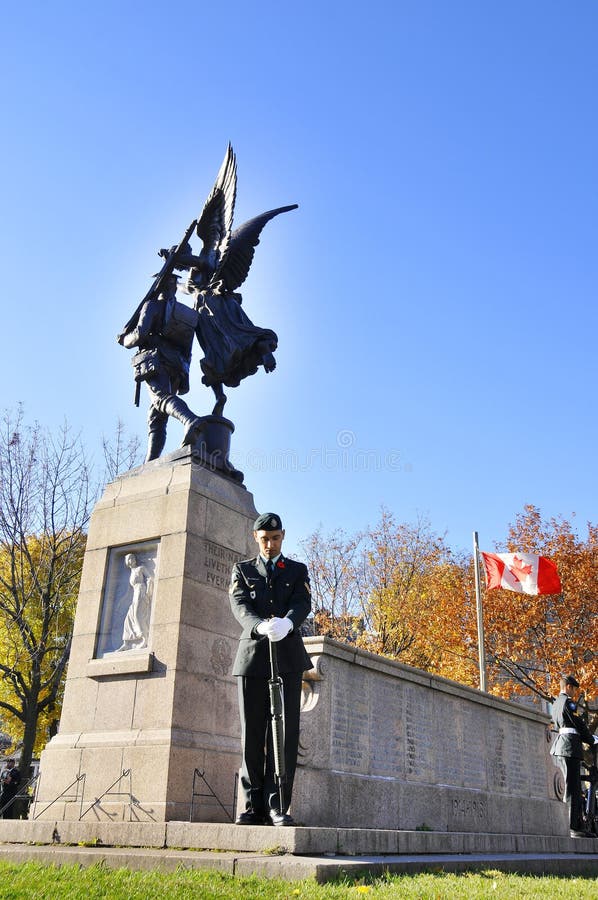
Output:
[229, 513, 312, 826]
[551, 674, 597, 838]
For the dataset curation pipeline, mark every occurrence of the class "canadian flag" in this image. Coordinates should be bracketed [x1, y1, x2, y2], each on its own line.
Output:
[480, 551, 562, 596]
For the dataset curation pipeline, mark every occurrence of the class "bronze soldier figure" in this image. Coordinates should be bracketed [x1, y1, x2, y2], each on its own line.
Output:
[118, 272, 204, 462]
[118, 145, 297, 465]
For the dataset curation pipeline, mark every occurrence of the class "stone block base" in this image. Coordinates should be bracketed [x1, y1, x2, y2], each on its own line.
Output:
[33, 458, 257, 822]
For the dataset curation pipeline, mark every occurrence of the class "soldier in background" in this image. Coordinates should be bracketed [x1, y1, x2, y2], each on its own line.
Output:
[0, 759, 21, 819]
[551, 674, 597, 838]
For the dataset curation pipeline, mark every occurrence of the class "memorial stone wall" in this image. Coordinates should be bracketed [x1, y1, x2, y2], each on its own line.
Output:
[293, 637, 567, 835]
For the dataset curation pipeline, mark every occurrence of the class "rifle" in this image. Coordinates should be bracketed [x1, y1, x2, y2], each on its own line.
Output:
[116, 217, 198, 345]
[268, 638, 286, 816]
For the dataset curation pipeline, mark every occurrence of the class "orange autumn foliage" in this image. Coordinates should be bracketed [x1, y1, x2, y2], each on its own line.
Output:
[482, 504, 598, 704]
[300, 505, 598, 709]
[301, 511, 480, 687]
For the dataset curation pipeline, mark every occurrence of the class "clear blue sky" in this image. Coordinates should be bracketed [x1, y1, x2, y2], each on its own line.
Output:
[2, 1, 596, 558]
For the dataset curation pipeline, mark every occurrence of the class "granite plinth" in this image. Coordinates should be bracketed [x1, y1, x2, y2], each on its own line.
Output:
[34, 457, 257, 822]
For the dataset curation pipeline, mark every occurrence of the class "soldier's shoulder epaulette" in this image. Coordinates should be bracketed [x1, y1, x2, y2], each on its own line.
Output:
[283, 558, 309, 577]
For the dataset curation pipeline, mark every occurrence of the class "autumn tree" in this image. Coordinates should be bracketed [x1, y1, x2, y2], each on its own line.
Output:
[301, 504, 598, 710]
[0, 409, 142, 775]
[301, 511, 480, 684]
[481, 504, 598, 706]
[300, 527, 366, 642]
[359, 511, 482, 680]
[0, 408, 94, 775]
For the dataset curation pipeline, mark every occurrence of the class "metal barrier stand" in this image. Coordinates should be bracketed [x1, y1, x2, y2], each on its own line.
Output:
[189, 769, 237, 823]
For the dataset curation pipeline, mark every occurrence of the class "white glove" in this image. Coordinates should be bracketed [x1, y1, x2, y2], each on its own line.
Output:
[256, 620, 271, 636]
[268, 617, 293, 642]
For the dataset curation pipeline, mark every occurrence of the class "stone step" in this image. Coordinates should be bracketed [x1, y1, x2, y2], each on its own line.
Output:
[0, 843, 598, 882]
[0, 819, 596, 858]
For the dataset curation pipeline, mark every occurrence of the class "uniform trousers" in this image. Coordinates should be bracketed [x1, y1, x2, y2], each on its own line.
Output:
[237, 671, 302, 815]
[555, 755, 584, 830]
[0, 788, 19, 819]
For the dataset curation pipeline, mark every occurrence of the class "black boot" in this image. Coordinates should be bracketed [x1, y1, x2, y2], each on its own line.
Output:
[145, 431, 167, 462]
[182, 415, 205, 446]
[155, 396, 204, 447]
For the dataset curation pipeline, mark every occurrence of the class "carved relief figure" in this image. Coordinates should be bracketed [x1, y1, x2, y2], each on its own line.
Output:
[117, 553, 153, 651]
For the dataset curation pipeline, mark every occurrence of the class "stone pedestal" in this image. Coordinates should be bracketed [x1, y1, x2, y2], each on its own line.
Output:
[34, 454, 257, 822]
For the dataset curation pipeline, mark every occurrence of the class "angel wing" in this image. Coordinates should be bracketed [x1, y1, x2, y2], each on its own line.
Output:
[211, 204, 298, 294]
[193, 143, 237, 279]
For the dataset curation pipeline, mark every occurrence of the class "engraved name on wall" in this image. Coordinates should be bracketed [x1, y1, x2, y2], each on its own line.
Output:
[330, 671, 404, 776]
[324, 654, 550, 797]
[331, 666, 369, 772]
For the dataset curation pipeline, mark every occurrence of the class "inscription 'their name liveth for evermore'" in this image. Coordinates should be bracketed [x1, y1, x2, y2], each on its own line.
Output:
[202, 540, 242, 590]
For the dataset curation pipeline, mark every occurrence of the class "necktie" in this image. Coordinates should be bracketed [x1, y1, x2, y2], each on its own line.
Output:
[266, 559, 274, 581]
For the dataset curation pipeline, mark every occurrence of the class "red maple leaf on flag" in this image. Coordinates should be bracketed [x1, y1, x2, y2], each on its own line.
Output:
[508, 555, 533, 583]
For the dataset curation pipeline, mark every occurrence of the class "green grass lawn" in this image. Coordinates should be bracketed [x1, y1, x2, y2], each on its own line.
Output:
[0, 863, 597, 899]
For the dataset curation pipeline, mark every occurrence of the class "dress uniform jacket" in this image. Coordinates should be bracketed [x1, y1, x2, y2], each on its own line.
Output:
[551, 692, 594, 760]
[229, 555, 312, 677]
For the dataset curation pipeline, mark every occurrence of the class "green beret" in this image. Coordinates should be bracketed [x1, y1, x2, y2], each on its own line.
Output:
[253, 512, 283, 532]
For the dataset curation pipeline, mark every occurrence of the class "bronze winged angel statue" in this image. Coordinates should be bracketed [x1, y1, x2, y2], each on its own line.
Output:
[118, 145, 297, 473]
[169, 144, 297, 416]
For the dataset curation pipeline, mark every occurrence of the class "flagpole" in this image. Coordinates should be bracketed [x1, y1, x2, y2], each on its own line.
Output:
[473, 531, 487, 692]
